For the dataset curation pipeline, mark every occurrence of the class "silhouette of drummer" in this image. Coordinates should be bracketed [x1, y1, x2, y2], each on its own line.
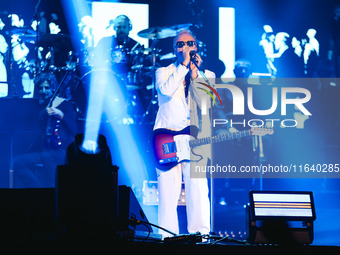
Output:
[95, 15, 141, 74]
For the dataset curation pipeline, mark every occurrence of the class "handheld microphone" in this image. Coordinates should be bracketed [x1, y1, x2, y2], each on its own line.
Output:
[190, 50, 197, 60]
[189, 50, 201, 71]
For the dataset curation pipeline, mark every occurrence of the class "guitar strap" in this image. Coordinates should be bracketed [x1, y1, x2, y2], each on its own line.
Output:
[184, 72, 190, 98]
[187, 75, 203, 133]
[185, 73, 203, 131]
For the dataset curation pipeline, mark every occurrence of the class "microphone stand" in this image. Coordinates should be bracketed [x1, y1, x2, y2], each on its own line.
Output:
[140, 37, 158, 124]
[191, 56, 215, 234]
[191, 55, 211, 85]
[32, 0, 42, 76]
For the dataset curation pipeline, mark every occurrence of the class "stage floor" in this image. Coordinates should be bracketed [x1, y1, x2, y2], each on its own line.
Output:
[2, 234, 340, 254]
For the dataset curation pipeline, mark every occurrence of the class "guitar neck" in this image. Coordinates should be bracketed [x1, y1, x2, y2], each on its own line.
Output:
[189, 129, 252, 148]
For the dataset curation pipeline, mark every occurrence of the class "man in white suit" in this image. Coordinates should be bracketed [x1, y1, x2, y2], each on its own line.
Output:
[154, 30, 215, 238]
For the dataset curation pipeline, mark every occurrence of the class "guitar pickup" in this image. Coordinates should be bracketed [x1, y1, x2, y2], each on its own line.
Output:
[162, 142, 177, 154]
[159, 157, 179, 164]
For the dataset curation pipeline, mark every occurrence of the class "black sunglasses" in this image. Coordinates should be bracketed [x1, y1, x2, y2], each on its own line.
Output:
[175, 41, 196, 48]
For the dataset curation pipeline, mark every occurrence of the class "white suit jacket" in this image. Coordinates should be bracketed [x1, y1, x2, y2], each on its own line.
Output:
[154, 62, 215, 132]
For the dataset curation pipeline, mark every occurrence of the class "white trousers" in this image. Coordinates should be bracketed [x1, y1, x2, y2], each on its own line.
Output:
[157, 161, 210, 238]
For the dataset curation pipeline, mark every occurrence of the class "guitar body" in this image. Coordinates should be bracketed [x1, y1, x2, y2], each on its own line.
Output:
[152, 126, 198, 171]
[45, 115, 62, 150]
[152, 125, 273, 171]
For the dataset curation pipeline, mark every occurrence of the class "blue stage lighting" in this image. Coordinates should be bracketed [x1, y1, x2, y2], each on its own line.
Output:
[61, 0, 155, 225]
[81, 139, 99, 154]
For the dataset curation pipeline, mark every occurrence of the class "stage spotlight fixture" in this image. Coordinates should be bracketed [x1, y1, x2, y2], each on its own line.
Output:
[246, 190, 316, 245]
[66, 134, 113, 167]
[81, 140, 99, 154]
[56, 134, 119, 234]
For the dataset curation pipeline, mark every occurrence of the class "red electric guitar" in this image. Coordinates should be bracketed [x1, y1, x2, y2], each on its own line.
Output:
[152, 125, 274, 170]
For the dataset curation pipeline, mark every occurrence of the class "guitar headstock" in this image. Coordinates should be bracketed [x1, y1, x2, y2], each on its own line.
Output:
[250, 127, 274, 136]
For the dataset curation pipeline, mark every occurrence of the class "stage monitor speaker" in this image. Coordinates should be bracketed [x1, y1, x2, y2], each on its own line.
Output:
[246, 190, 316, 245]
[118, 185, 152, 233]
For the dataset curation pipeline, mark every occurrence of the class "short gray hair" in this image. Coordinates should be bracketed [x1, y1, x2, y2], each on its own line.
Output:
[173, 29, 197, 50]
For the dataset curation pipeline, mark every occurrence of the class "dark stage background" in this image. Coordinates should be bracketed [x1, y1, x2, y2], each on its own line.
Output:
[0, 0, 340, 246]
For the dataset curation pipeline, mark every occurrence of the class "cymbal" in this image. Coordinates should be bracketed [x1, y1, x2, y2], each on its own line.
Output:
[137, 23, 193, 39]
[38, 33, 71, 48]
[137, 26, 176, 39]
[19, 34, 37, 44]
[126, 84, 139, 90]
[160, 52, 176, 60]
[11, 27, 36, 35]
[169, 23, 192, 31]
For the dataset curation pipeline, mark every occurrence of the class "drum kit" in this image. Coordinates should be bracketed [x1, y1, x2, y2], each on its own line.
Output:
[3, 22, 196, 124]
[75, 23, 198, 125]
[2, 23, 76, 98]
